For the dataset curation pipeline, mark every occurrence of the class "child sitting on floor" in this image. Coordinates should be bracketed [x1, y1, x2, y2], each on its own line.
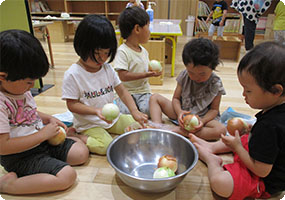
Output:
[113, 6, 161, 117]
[150, 38, 226, 140]
[0, 30, 89, 195]
[190, 41, 285, 199]
[62, 15, 148, 155]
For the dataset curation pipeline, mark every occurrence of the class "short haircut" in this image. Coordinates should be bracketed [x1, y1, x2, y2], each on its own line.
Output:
[74, 15, 117, 63]
[0, 29, 49, 81]
[182, 38, 220, 70]
[118, 6, 149, 39]
[238, 42, 285, 96]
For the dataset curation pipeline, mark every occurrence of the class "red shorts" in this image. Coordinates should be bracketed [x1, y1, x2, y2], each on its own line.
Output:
[223, 134, 271, 200]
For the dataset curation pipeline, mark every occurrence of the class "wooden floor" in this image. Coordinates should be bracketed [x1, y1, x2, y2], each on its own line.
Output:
[1, 36, 284, 200]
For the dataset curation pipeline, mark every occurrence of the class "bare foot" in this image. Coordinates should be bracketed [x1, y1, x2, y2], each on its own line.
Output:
[189, 134, 214, 154]
[194, 142, 223, 166]
[0, 172, 17, 193]
[67, 127, 77, 137]
[170, 125, 189, 137]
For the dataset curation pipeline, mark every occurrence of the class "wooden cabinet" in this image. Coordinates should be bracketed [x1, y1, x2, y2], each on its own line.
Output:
[195, 0, 242, 37]
[142, 39, 165, 85]
[29, 0, 148, 24]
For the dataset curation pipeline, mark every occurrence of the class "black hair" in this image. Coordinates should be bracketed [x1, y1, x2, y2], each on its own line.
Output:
[74, 15, 117, 63]
[182, 38, 220, 70]
[0, 29, 49, 81]
[238, 42, 285, 96]
[118, 6, 149, 39]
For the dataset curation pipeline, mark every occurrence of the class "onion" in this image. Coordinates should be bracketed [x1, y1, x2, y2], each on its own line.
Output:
[158, 155, 178, 172]
[102, 103, 120, 121]
[153, 167, 175, 179]
[227, 117, 248, 136]
[149, 60, 162, 72]
[48, 126, 66, 146]
[183, 114, 200, 131]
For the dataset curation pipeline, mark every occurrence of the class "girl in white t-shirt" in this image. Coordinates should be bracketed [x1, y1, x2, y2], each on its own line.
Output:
[62, 15, 148, 155]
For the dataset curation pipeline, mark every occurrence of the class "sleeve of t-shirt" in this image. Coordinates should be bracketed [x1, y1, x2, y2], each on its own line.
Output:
[108, 64, 121, 87]
[259, 0, 272, 15]
[0, 101, 10, 134]
[210, 76, 226, 96]
[249, 121, 279, 164]
[62, 70, 81, 100]
[113, 47, 129, 71]
[176, 70, 187, 86]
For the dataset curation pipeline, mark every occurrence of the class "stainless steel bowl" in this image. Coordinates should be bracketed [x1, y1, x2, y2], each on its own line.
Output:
[107, 128, 198, 193]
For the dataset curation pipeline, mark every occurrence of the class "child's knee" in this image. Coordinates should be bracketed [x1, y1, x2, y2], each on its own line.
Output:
[75, 143, 89, 164]
[86, 134, 113, 155]
[150, 93, 160, 102]
[57, 166, 77, 190]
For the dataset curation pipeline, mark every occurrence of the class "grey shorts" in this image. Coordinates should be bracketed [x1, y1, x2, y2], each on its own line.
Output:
[115, 93, 152, 117]
[0, 138, 75, 177]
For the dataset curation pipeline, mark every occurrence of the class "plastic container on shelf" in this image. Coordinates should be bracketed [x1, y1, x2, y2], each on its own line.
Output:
[146, 2, 156, 22]
[185, 15, 195, 36]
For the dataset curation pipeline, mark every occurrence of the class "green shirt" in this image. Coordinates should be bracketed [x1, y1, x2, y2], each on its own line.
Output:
[273, 1, 285, 30]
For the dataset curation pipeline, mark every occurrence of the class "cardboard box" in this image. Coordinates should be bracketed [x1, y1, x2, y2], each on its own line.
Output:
[264, 27, 274, 39]
[213, 36, 242, 62]
[142, 38, 165, 85]
[266, 14, 275, 29]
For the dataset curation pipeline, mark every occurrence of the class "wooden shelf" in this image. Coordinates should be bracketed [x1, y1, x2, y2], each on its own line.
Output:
[195, 0, 241, 36]
[29, 0, 148, 25]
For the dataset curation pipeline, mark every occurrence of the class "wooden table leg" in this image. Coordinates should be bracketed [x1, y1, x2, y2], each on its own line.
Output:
[44, 26, 54, 67]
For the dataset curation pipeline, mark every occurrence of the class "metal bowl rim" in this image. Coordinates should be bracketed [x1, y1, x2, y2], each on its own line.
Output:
[107, 128, 198, 181]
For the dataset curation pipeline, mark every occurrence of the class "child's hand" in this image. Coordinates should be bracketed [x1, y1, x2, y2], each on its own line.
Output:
[147, 71, 162, 77]
[177, 111, 191, 128]
[95, 108, 113, 124]
[41, 122, 60, 140]
[189, 118, 204, 133]
[219, 21, 224, 26]
[131, 110, 148, 127]
[48, 117, 67, 131]
[146, 71, 161, 78]
[220, 131, 242, 152]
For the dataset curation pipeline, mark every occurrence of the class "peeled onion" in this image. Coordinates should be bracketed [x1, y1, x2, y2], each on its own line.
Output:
[102, 103, 120, 121]
[149, 60, 162, 72]
[227, 117, 248, 136]
[183, 114, 200, 131]
[48, 126, 66, 146]
[153, 167, 175, 179]
[158, 155, 178, 172]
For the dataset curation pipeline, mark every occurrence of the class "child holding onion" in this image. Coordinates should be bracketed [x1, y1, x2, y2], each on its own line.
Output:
[190, 42, 285, 199]
[62, 15, 148, 155]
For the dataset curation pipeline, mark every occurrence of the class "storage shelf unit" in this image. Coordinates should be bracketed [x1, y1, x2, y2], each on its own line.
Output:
[29, 0, 148, 23]
[195, 0, 242, 37]
[194, 0, 280, 38]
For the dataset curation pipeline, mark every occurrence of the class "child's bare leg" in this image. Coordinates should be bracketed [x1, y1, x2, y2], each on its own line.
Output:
[67, 127, 88, 144]
[170, 125, 190, 137]
[189, 134, 231, 154]
[66, 139, 89, 165]
[194, 142, 234, 198]
[149, 94, 176, 123]
[195, 120, 226, 140]
[0, 166, 76, 195]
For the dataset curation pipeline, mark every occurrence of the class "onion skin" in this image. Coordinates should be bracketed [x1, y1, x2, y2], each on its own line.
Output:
[149, 60, 162, 72]
[102, 103, 120, 121]
[227, 117, 248, 136]
[183, 114, 200, 132]
[153, 167, 175, 179]
[158, 155, 178, 172]
[48, 127, 66, 146]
